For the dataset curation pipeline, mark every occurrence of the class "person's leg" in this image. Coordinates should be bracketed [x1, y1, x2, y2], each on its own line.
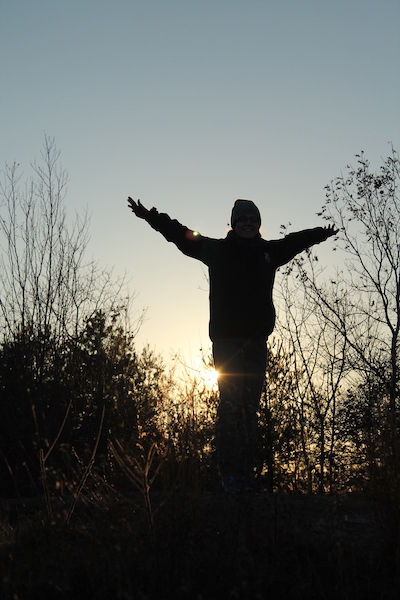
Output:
[212, 338, 247, 489]
[242, 337, 268, 486]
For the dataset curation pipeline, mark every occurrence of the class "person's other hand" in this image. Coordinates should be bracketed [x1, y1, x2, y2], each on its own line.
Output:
[323, 224, 339, 237]
[127, 197, 149, 219]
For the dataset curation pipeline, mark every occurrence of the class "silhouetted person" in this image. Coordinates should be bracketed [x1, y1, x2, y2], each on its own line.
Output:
[128, 197, 337, 492]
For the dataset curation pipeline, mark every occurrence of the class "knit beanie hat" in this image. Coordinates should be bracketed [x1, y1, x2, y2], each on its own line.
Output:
[230, 199, 261, 227]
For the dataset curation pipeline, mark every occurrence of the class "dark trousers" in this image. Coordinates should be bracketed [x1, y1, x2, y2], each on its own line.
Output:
[212, 337, 267, 483]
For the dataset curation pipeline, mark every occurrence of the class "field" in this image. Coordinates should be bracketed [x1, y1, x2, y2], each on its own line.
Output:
[1, 491, 398, 600]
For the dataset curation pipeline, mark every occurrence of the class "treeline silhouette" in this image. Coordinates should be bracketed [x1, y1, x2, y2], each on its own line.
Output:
[0, 311, 397, 501]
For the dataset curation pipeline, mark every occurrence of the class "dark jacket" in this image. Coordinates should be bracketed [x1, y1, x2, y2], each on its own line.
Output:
[145, 208, 330, 341]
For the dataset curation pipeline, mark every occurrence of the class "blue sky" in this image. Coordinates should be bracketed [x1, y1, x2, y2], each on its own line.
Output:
[1, 0, 399, 365]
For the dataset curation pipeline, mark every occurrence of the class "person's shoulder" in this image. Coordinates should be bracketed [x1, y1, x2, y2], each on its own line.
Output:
[263, 235, 288, 246]
[261, 237, 289, 257]
[202, 236, 226, 255]
[200, 234, 226, 245]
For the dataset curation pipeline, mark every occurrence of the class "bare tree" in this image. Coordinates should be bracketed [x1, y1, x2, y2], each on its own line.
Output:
[278, 146, 400, 492]
[0, 136, 136, 496]
[0, 135, 125, 344]
[276, 266, 348, 493]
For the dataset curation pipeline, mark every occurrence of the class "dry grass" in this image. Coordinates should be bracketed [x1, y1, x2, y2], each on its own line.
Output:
[0, 491, 398, 600]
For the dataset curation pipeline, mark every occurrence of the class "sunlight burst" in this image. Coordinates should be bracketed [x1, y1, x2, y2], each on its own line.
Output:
[201, 367, 219, 390]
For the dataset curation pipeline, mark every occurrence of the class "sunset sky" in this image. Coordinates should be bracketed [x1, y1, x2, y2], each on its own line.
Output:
[1, 0, 399, 369]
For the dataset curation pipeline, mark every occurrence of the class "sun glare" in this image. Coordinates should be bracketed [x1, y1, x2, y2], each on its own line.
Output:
[180, 355, 219, 392]
[201, 367, 219, 390]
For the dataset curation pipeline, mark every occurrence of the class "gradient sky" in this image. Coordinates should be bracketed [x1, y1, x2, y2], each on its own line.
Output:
[1, 0, 399, 368]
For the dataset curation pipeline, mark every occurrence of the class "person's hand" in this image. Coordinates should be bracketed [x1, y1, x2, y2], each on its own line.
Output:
[323, 224, 339, 238]
[128, 197, 149, 219]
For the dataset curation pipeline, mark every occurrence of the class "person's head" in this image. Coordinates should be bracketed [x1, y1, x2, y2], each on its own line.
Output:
[230, 199, 261, 239]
